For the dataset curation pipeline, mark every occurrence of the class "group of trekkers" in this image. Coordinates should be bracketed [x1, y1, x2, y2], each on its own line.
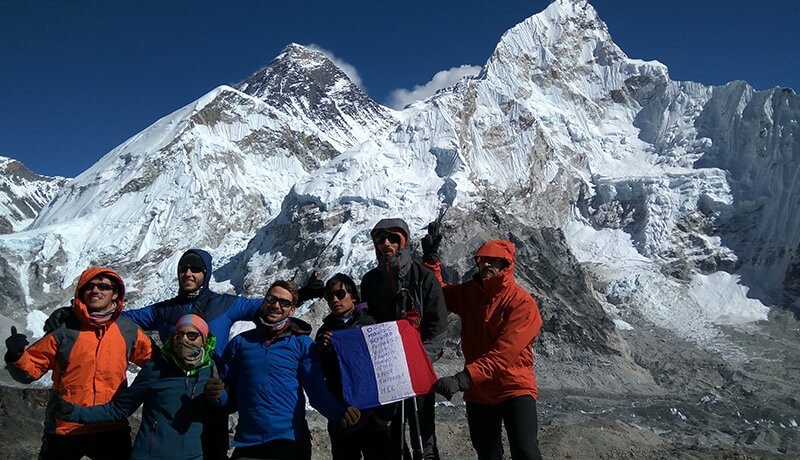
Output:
[4, 217, 543, 460]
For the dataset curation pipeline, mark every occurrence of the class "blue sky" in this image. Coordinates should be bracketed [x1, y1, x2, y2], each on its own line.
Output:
[1, 0, 798, 178]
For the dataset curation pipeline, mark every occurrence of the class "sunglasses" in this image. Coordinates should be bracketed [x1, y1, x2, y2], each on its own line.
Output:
[82, 282, 114, 292]
[265, 294, 294, 309]
[325, 289, 348, 302]
[173, 331, 202, 341]
[179, 265, 204, 274]
[372, 231, 402, 245]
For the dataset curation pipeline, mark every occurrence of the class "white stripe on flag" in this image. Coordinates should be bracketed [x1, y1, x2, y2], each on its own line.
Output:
[361, 322, 415, 405]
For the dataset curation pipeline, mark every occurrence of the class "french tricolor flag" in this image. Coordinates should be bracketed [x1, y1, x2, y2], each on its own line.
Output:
[330, 320, 438, 409]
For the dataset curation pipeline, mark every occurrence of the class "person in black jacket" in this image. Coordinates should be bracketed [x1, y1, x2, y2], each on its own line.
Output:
[360, 218, 448, 460]
[316, 273, 384, 460]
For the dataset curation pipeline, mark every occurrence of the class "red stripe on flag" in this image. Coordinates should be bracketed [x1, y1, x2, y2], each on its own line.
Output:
[397, 319, 438, 395]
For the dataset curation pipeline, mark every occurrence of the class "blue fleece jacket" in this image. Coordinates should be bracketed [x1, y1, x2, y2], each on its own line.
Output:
[218, 318, 345, 447]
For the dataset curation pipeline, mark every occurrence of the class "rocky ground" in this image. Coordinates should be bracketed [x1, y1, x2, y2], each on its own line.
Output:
[2, 307, 797, 459]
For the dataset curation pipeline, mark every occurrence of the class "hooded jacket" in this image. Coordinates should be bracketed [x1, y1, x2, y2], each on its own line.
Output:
[6, 267, 153, 435]
[218, 317, 345, 447]
[122, 249, 263, 355]
[68, 334, 217, 460]
[361, 219, 447, 361]
[428, 240, 543, 405]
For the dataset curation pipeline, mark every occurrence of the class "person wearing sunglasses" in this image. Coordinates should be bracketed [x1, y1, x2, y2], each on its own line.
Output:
[360, 218, 448, 460]
[314, 273, 387, 460]
[207, 280, 361, 460]
[4, 268, 153, 460]
[422, 225, 544, 460]
[51, 313, 217, 459]
[44, 248, 324, 459]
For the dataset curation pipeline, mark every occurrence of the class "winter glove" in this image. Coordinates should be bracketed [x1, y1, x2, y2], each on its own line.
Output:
[298, 271, 325, 302]
[205, 377, 224, 401]
[340, 406, 361, 429]
[43, 305, 73, 334]
[421, 221, 442, 264]
[51, 394, 76, 420]
[4, 326, 28, 363]
[433, 370, 471, 400]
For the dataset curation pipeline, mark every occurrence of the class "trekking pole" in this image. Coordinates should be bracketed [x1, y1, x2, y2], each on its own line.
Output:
[396, 288, 425, 459]
[399, 397, 406, 458]
[410, 397, 424, 459]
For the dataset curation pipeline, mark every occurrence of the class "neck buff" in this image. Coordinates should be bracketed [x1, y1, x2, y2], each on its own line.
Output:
[89, 308, 115, 325]
[173, 337, 205, 369]
[258, 316, 290, 330]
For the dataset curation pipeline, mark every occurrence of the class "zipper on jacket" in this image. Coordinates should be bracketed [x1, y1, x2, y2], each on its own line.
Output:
[148, 418, 158, 454]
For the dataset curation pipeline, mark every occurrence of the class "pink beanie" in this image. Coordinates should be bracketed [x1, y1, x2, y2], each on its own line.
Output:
[174, 314, 209, 339]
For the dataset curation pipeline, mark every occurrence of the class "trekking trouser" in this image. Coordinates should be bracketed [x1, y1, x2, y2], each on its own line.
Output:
[465, 395, 542, 460]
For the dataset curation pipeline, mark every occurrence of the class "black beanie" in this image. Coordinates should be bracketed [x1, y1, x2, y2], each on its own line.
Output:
[178, 252, 205, 272]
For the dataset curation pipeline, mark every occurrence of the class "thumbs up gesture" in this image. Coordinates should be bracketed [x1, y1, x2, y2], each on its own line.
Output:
[5, 326, 28, 363]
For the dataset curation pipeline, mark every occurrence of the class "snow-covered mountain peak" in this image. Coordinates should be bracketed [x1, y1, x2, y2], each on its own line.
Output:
[0, 156, 67, 234]
[235, 43, 398, 149]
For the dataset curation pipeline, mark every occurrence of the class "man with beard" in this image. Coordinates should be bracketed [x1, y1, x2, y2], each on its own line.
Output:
[360, 218, 448, 460]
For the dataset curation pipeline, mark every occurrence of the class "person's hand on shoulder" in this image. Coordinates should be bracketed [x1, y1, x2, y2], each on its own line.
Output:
[43, 305, 74, 333]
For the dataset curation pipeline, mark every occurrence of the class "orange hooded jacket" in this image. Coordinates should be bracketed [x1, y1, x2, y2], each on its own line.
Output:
[427, 240, 542, 405]
[7, 267, 153, 435]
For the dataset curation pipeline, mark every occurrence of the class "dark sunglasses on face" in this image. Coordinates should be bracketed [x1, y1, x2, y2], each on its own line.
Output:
[372, 231, 402, 245]
[265, 294, 293, 308]
[82, 282, 114, 292]
[174, 331, 202, 341]
[179, 264, 204, 274]
[325, 289, 348, 302]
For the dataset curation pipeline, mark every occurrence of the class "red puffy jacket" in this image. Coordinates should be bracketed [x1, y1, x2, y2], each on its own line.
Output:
[429, 240, 542, 405]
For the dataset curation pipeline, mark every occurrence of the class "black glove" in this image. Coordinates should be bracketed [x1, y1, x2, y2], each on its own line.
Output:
[298, 271, 324, 302]
[433, 370, 471, 400]
[43, 305, 74, 333]
[421, 222, 442, 264]
[5, 326, 28, 363]
[51, 394, 76, 420]
[205, 377, 225, 401]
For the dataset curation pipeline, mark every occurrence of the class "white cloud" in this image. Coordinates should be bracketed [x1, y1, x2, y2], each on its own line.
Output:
[307, 43, 364, 89]
[386, 65, 482, 109]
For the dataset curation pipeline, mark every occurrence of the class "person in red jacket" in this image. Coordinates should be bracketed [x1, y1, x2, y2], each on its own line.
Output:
[423, 226, 543, 460]
[4, 267, 153, 460]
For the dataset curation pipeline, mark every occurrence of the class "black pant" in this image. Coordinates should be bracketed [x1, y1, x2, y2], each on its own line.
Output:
[388, 392, 439, 460]
[230, 424, 311, 460]
[202, 407, 231, 460]
[39, 427, 132, 460]
[466, 396, 542, 460]
[328, 419, 389, 460]
[231, 439, 296, 460]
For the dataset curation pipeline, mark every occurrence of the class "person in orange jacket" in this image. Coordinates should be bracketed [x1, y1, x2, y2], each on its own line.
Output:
[422, 225, 543, 460]
[4, 267, 153, 460]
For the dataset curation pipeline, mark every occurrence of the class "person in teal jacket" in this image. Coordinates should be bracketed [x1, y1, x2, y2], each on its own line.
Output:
[54, 314, 217, 460]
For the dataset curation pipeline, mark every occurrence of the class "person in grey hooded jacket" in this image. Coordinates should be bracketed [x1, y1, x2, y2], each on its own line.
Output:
[360, 218, 448, 460]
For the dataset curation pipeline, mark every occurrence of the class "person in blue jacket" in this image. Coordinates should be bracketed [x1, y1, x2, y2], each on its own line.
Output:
[205, 279, 361, 460]
[45, 248, 324, 459]
[53, 314, 217, 460]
